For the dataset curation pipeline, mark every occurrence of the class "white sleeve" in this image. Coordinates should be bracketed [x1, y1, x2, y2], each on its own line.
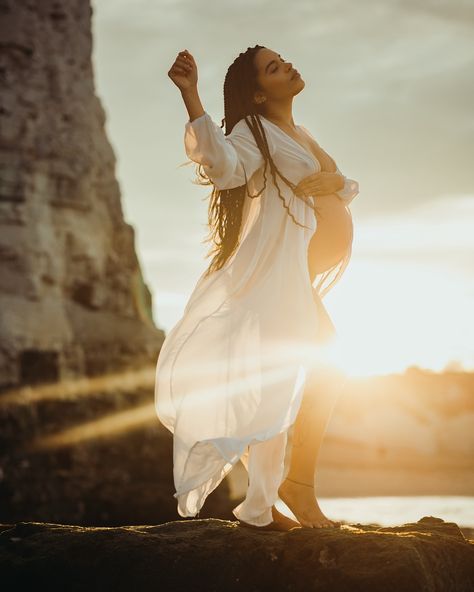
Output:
[334, 165, 359, 205]
[184, 112, 265, 190]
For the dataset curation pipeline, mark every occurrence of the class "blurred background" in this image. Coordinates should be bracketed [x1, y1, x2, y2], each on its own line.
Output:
[0, 0, 472, 535]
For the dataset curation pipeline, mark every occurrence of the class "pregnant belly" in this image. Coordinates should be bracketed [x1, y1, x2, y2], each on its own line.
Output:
[307, 193, 353, 283]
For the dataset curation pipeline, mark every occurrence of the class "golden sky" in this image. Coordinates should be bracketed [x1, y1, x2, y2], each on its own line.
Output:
[90, 0, 474, 375]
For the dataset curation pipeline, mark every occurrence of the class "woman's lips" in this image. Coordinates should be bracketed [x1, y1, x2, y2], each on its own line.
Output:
[291, 71, 300, 79]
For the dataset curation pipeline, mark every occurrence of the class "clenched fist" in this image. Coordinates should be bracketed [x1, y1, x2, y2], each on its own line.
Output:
[168, 49, 198, 92]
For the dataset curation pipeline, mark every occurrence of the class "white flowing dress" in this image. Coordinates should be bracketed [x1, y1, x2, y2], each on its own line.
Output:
[155, 111, 359, 526]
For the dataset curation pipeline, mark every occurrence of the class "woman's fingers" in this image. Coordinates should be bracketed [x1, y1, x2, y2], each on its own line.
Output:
[179, 49, 196, 65]
[295, 182, 323, 197]
[297, 173, 320, 190]
[175, 58, 192, 73]
[301, 172, 321, 184]
[296, 170, 343, 197]
[170, 51, 193, 75]
[168, 49, 198, 91]
[174, 50, 197, 76]
[171, 65, 188, 76]
[177, 53, 193, 65]
[173, 49, 194, 68]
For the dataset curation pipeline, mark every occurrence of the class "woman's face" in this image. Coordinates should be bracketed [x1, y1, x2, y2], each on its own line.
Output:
[253, 47, 305, 104]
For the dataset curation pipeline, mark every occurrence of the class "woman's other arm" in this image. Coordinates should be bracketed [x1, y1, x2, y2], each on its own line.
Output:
[298, 124, 359, 205]
[169, 49, 265, 190]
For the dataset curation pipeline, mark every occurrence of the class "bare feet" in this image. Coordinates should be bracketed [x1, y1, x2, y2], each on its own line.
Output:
[271, 505, 302, 530]
[278, 477, 339, 528]
[238, 504, 302, 531]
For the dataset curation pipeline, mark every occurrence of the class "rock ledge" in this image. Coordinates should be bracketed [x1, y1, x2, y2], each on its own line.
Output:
[1, 516, 473, 591]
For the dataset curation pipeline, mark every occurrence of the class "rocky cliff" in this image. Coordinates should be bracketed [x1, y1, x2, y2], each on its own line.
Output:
[0, 0, 164, 390]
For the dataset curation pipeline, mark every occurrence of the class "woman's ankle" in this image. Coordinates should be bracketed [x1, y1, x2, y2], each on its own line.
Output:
[282, 475, 314, 487]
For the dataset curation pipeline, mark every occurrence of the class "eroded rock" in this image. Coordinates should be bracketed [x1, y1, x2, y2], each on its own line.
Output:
[0, 516, 473, 591]
[0, 0, 164, 390]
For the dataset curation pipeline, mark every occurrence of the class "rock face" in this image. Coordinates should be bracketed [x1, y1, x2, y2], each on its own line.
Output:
[0, 517, 473, 591]
[0, 0, 164, 389]
[0, 377, 237, 526]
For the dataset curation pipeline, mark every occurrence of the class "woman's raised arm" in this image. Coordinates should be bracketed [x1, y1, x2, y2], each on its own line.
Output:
[169, 49, 265, 190]
[169, 49, 203, 121]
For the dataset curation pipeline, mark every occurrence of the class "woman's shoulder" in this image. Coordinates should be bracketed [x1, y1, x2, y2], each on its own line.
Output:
[229, 116, 255, 137]
[229, 115, 275, 154]
[230, 114, 272, 135]
[297, 124, 320, 146]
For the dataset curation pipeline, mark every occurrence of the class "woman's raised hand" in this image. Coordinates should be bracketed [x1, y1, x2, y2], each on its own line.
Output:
[168, 49, 198, 92]
[294, 171, 345, 198]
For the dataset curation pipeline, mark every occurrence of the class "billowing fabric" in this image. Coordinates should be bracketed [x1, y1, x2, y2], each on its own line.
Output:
[155, 112, 359, 526]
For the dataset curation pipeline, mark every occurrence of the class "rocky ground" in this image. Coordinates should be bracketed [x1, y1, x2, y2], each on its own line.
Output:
[0, 516, 473, 591]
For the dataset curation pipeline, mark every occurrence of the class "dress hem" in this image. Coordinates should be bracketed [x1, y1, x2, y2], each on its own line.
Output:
[174, 417, 298, 527]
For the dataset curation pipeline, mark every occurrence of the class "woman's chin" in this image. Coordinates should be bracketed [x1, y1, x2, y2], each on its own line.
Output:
[291, 77, 305, 94]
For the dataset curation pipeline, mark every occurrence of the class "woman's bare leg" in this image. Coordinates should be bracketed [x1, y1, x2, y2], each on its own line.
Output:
[278, 364, 343, 528]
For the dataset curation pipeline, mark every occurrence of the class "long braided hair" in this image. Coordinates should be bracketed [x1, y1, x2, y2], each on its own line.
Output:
[188, 44, 349, 297]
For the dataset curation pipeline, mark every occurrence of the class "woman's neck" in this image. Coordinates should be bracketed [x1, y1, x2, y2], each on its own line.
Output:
[262, 104, 296, 130]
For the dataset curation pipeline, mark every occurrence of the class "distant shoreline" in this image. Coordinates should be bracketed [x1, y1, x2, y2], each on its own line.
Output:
[228, 462, 474, 499]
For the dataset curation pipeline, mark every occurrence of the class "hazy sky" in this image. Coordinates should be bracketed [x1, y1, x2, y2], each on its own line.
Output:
[90, 0, 474, 375]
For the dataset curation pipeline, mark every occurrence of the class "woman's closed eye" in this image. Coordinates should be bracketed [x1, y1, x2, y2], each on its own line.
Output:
[271, 58, 286, 73]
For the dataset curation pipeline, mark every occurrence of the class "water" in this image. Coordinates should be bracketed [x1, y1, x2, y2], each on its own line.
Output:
[276, 495, 474, 528]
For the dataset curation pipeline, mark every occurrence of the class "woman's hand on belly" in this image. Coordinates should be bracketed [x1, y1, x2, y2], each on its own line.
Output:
[294, 171, 344, 198]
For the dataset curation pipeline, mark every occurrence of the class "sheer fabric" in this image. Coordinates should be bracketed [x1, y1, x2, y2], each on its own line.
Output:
[155, 112, 359, 526]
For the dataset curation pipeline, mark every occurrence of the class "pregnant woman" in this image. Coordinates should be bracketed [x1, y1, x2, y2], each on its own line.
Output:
[155, 45, 359, 531]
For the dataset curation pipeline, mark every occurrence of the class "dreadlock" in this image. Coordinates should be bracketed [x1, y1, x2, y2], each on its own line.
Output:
[187, 44, 350, 297]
